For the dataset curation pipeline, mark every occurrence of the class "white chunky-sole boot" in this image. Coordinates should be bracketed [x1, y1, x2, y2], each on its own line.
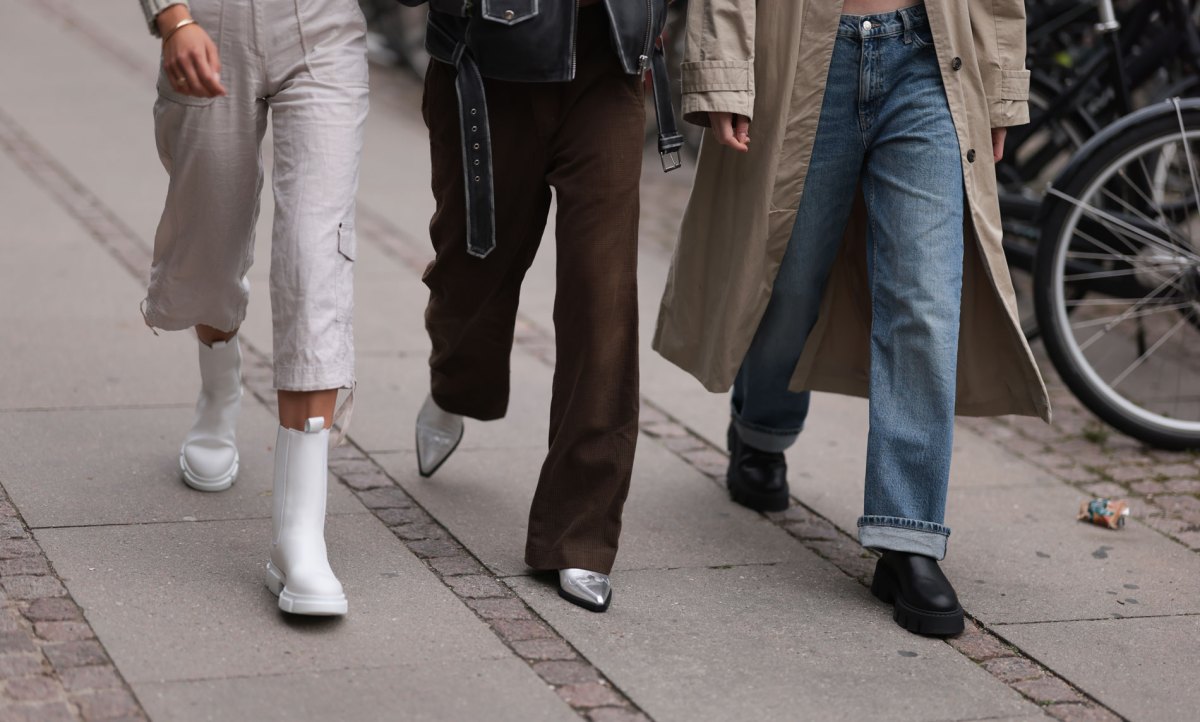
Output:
[180, 337, 242, 492]
[266, 417, 348, 616]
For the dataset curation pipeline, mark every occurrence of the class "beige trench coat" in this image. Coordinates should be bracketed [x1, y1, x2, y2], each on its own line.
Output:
[653, 0, 1051, 420]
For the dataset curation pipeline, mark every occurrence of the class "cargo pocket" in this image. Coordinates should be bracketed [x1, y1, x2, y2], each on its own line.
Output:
[336, 221, 357, 324]
[480, 0, 539, 25]
[155, 69, 220, 107]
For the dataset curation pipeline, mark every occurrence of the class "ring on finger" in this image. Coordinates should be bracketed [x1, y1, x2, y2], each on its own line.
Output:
[176, 76, 188, 85]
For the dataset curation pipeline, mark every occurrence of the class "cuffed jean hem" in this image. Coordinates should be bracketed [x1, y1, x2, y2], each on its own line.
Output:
[731, 414, 802, 454]
[858, 516, 950, 560]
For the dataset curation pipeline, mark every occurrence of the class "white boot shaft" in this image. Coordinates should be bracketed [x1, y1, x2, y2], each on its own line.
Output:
[268, 417, 346, 616]
[180, 337, 242, 491]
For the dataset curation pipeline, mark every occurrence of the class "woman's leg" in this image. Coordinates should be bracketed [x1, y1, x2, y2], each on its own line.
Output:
[726, 30, 866, 511]
[277, 390, 338, 431]
[856, 14, 964, 561]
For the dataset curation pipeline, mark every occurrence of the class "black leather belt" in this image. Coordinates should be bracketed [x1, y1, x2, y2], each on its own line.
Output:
[426, 17, 683, 260]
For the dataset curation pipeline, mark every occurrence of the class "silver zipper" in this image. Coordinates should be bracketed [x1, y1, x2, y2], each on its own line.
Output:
[570, 1, 579, 79]
[638, 0, 654, 74]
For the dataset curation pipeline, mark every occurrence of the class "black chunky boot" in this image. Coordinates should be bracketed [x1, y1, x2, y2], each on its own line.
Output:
[870, 550, 964, 637]
[726, 423, 790, 512]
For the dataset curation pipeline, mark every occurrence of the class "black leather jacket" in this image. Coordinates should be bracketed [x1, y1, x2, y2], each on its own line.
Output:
[408, 0, 681, 258]
[423, 0, 668, 81]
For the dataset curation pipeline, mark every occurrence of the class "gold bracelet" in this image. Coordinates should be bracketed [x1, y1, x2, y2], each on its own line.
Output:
[162, 17, 198, 44]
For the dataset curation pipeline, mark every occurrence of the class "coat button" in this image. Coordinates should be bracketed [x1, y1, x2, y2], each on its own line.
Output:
[967, 149, 977, 163]
[952, 57, 962, 71]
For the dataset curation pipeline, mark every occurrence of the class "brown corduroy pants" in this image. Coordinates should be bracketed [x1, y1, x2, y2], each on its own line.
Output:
[420, 9, 643, 575]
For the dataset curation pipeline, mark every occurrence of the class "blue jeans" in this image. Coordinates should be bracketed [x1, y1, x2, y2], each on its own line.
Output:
[731, 5, 964, 559]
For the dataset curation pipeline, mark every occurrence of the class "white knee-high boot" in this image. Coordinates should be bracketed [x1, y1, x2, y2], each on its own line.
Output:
[266, 417, 347, 616]
[180, 337, 242, 492]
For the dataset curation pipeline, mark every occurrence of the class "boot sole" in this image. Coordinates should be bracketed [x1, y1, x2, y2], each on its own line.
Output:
[180, 453, 238, 493]
[870, 567, 964, 637]
[726, 474, 790, 513]
[266, 561, 348, 616]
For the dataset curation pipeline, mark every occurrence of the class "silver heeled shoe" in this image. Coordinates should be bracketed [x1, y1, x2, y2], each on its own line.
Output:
[415, 394, 464, 477]
[558, 568, 612, 613]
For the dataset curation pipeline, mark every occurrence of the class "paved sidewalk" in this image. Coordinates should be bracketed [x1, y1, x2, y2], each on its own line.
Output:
[2, 2, 1198, 720]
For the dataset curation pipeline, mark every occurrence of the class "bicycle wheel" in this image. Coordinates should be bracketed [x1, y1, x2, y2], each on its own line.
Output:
[1035, 98, 1200, 449]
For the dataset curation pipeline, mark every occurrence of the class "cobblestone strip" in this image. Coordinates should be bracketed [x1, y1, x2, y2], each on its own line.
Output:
[958, 352, 1200, 554]
[353, 204, 1126, 721]
[0, 489, 147, 721]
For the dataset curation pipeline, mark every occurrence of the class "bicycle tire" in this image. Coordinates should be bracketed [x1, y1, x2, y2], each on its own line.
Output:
[1035, 99, 1200, 449]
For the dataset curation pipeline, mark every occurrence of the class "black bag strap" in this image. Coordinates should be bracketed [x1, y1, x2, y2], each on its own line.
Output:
[650, 41, 684, 173]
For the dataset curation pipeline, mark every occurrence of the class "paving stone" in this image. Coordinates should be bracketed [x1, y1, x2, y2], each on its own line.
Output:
[0, 519, 29, 539]
[0, 631, 37, 654]
[337, 471, 392, 491]
[372, 505, 431, 527]
[70, 688, 142, 721]
[0, 539, 40, 560]
[556, 683, 626, 709]
[511, 565, 1037, 721]
[42, 640, 109, 671]
[588, 709, 651, 722]
[0, 653, 45, 677]
[406, 538, 463, 559]
[356, 487, 414, 509]
[982, 657, 1044, 683]
[391, 523, 448, 542]
[0, 700, 77, 722]
[34, 621, 95, 642]
[2, 575, 66, 600]
[945, 622, 1011, 661]
[0, 556, 52, 576]
[1045, 703, 1123, 722]
[467, 598, 532, 621]
[1011, 676, 1083, 704]
[1129, 480, 1167, 496]
[1149, 462, 1198, 479]
[1162, 478, 1200, 494]
[59, 665, 123, 692]
[445, 575, 508, 599]
[1105, 466, 1149, 483]
[23, 598, 81, 622]
[490, 619, 556, 642]
[511, 638, 577, 662]
[426, 555, 489, 577]
[1080, 482, 1127, 499]
[532, 661, 603, 686]
[3, 674, 61, 702]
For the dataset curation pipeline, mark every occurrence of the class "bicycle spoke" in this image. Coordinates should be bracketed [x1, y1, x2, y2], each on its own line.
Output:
[1171, 98, 1200, 248]
[1069, 301, 1194, 329]
[1048, 187, 1200, 264]
[1076, 269, 1187, 351]
[1098, 184, 1188, 247]
[1109, 315, 1190, 390]
[1064, 266, 1167, 282]
[1067, 226, 1191, 293]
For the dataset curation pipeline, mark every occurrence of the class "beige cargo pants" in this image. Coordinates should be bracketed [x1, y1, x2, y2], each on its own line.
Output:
[143, 0, 369, 392]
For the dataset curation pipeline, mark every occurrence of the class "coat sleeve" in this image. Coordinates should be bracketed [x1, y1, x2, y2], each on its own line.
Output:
[970, 0, 1030, 127]
[679, 0, 757, 127]
[140, 0, 189, 36]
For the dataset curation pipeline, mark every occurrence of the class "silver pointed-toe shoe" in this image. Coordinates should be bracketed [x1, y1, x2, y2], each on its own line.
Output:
[415, 394, 464, 477]
[558, 568, 612, 613]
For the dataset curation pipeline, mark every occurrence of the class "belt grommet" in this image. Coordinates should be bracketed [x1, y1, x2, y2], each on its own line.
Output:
[471, 126, 478, 133]
[474, 176, 481, 182]
[473, 143, 480, 150]
[471, 108, 477, 115]
[474, 159, 480, 166]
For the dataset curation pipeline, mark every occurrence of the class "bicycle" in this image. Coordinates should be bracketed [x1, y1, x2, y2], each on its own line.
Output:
[1001, 0, 1200, 338]
[1034, 97, 1200, 448]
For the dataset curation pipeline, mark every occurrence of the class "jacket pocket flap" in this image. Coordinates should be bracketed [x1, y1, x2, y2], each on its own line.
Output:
[480, 0, 539, 25]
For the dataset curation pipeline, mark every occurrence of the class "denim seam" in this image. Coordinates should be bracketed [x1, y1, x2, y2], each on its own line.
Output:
[858, 516, 951, 537]
[732, 415, 804, 437]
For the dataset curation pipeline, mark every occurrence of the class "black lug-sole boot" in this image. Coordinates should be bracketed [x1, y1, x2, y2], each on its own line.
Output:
[870, 550, 964, 637]
[726, 423, 790, 513]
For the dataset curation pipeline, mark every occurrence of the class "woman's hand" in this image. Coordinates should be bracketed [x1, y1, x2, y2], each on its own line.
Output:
[991, 127, 1007, 162]
[709, 112, 752, 153]
[157, 5, 226, 98]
